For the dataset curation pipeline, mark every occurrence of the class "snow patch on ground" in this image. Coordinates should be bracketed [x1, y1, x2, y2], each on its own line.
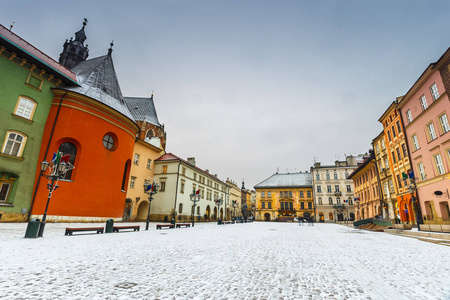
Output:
[1, 222, 449, 299]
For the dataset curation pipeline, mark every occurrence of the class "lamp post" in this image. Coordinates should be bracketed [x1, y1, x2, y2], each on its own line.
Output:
[37, 155, 70, 237]
[408, 184, 422, 231]
[232, 200, 238, 221]
[144, 181, 159, 230]
[190, 190, 201, 227]
[355, 198, 360, 221]
[251, 203, 255, 220]
[215, 198, 223, 224]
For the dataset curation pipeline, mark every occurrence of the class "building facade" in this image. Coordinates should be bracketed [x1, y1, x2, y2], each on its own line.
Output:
[0, 25, 78, 221]
[397, 47, 450, 226]
[378, 99, 415, 223]
[123, 96, 166, 221]
[311, 156, 360, 223]
[348, 151, 382, 220]
[152, 154, 229, 222]
[226, 179, 242, 219]
[254, 172, 313, 222]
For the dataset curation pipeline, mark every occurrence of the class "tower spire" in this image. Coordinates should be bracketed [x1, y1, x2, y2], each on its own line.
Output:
[59, 18, 89, 69]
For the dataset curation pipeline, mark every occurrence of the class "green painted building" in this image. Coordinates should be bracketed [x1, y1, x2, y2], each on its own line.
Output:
[0, 25, 78, 221]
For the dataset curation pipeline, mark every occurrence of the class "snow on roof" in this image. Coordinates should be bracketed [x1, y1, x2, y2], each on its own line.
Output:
[254, 172, 312, 189]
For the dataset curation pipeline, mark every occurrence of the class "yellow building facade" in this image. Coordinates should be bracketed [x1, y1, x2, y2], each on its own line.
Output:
[254, 172, 313, 221]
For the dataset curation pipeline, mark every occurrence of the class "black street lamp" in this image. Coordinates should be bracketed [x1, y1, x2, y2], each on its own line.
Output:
[144, 181, 159, 230]
[190, 190, 201, 227]
[215, 198, 223, 224]
[37, 155, 70, 237]
[408, 185, 422, 231]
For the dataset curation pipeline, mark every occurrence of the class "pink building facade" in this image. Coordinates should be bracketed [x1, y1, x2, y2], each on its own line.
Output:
[398, 48, 450, 226]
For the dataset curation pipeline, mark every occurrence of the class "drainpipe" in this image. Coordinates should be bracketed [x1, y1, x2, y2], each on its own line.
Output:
[373, 144, 384, 218]
[172, 160, 182, 226]
[28, 91, 68, 221]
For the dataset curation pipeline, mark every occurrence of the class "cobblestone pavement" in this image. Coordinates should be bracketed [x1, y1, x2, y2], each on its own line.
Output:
[1, 222, 449, 299]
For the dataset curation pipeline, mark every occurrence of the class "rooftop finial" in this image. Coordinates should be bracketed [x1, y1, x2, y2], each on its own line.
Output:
[9, 21, 15, 31]
[108, 40, 114, 56]
[82, 18, 88, 29]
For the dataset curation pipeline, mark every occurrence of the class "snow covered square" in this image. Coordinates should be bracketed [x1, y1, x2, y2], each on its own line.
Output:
[1, 222, 449, 299]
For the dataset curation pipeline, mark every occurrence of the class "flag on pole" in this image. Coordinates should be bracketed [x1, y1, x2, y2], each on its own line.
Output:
[146, 184, 152, 192]
[195, 189, 200, 195]
[61, 154, 70, 163]
[52, 151, 62, 165]
[408, 171, 415, 178]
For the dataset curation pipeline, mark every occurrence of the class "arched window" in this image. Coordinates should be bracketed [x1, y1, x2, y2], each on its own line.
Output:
[145, 129, 155, 140]
[328, 197, 333, 205]
[2, 131, 27, 157]
[58, 142, 77, 180]
[121, 160, 131, 191]
[14, 97, 37, 120]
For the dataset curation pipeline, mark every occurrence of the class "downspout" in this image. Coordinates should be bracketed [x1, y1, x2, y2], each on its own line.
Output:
[28, 91, 68, 221]
[172, 160, 182, 226]
[373, 145, 384, 218]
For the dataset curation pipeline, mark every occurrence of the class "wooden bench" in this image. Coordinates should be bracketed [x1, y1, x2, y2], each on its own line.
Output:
[113, 225, 140, 232]
[176, 223, 191, 228]
[156, 224, 175, 229]
[65, 227, 104, 236]
[222, 221, 233, 225]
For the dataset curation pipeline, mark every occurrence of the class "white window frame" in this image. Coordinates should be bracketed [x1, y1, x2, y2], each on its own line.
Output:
[317, 185, 321, 193]
[417, 162, 426, 181]
[0, 182, 12, 202]
[419, 95, 428, 111]
[434, 154, 445, 175]
[147, 159, 152, 169]
[133, 153, 140, 165]
[427, 122, 437, 141]
[430, 83, 439, 101]
[130, 176, 136, 189]
[439, 113, 450, 134]
[406, 109, 413, 123]
[412, 134, 420, 151]
[14, 97, 37, 120]
[2, 131, 26, 157]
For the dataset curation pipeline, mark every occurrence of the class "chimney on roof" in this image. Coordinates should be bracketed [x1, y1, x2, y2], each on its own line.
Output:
[187, 157, 196, 166]
[205, 169, 209, 173]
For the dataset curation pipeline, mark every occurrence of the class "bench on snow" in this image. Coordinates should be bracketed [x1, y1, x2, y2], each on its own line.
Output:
[176, 223, 191, 228]
[65, 227, 104, 236]
[113, 225, 140, 232]
[222, 221, 233, 225]
[156, 224, 175, 229]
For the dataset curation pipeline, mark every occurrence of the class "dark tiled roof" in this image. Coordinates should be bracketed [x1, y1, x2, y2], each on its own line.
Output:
[63, 55, 134, 120]
[254, 172, 312, 189]
[123, 96, 160, 126]
[0, 24, 78, 84]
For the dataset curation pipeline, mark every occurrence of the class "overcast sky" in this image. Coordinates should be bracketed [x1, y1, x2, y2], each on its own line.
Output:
[2, 1, 449, 188]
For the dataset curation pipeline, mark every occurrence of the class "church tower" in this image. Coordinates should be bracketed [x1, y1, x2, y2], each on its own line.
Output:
[59, 19, 89, 69]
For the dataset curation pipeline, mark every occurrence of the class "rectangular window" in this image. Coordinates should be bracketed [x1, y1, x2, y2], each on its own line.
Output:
[439, 113, 450, 134]
[130, 176, 136, 189]
[392, 127, 396, 138]
[406, 109, 413, 123]
[261, 191, 265, 198]
[327, 185, 332, 192]
[385, 158, 389, 169]
[160, 181, 166, 192]
[289, 191, 292, 198]
[289, 202, 293, 211]
[162, 165, 168, 173]
[412, 134, 420, 151]
[417, 162, 426, 181]
[391, 151, 396, 163]
[316, 173, 320, 180]
[261, 202, 265, 209]
[387, 131, 392, 142]
[267, 191, 271, 198]
[280, 202, 285, 210]
[268, 202, 272, 209]
[375, 144, 379, 154]
[317, 185, 321, 193]
[193, 173, 197, 181]
[182, 167, 186, 175]
[326, 173, 330, 180]
[397, 174, 402, 188]
[419, 95, 428, 111]
[334, 173, 338, 180]
[381, 138, 386, 149]
[180, 181, 185, 193]
[146, 159, 152, 169]
[300, 202, 305, 209]
[299, 191, 304, 198]
[434, 154, 445, 175]
[428, 123, 437, 141]
[335, 185, 340, 192]
[346, 185, 351, 192]
[0, 182, 12, 202]
[308, 202, 312, 209]
[179, 203, 183, 214]
[133, 153, 140, 165]
[401, 144, 408, 158]
[389, 180, 394, 193]
[396, 120, 402, 134]
[307, 191, 311, 198]
[396, 148, 402, 161]
[430, 83, 439, 101]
